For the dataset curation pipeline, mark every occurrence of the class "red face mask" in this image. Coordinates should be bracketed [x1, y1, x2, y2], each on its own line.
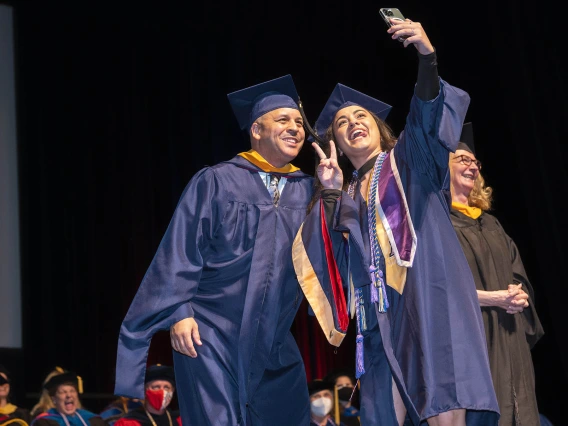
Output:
[145, 389, 173, 411]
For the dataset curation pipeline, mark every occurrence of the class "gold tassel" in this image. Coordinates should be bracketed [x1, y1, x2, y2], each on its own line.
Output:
[55, 366, 64, 373]
[77, 375, 83, 394]
[334, 385, 340, 424]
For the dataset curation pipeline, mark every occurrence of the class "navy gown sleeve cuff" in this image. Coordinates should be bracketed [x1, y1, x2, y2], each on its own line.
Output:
[170, 301, 195, 324]
[321, 189, 342, 224]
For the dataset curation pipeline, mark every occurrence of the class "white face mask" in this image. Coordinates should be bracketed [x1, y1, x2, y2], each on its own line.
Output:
[161, 391, 173, 410]
[310, 397, 333, 417]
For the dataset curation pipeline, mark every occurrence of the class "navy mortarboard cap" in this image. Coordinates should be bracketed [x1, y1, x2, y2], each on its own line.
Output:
[145, 364, 175, 387]
[314, 83, 392, 138]
[43, 369, 83, 393]
[227, 74, 300, 131]
[308, 379, 335, 396]
[457, 122, 475, 154]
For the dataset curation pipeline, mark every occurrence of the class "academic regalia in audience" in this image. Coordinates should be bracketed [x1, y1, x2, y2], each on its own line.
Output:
[308, 380, 347, 426]
[0, 410, 30, 426]
[32, 409, 105, 426]
[0, 365, 31, 426]
[30, 370, 104, 426]
[111, 366, 180, 426]
[99, 399, 142, 421]
[30, 368, 70, 419]
[109, 408, 180, 426]
[1, 415, 29, 426]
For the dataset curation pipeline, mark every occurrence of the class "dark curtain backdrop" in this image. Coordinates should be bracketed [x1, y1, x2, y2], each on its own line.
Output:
[5, 0, 567, 423]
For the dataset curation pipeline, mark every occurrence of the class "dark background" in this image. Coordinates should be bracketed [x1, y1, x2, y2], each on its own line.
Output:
[1, 0, 566, 424]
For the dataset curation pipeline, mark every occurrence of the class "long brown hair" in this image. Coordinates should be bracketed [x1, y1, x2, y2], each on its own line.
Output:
[307, 110, 397, 213]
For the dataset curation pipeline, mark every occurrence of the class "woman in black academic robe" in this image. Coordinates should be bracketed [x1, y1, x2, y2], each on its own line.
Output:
[449, 124, 545, 426]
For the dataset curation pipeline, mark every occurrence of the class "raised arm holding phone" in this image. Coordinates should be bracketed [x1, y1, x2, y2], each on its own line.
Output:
[294, 10, 500, 426]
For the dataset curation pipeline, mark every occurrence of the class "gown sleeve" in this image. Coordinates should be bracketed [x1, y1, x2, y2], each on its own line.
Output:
[507, 229, 545, 348]
[395, 78, 471, 190]
[114, 167, 225, 398]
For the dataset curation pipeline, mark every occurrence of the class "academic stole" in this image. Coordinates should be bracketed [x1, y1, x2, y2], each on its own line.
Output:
[349, 151, 417, 378]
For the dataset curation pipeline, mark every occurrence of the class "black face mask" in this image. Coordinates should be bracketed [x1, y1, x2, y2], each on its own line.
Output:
[337, 386, 356, 402]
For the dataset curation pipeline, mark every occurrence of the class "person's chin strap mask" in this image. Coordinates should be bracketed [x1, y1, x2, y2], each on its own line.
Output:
[145, 388, 173, 411]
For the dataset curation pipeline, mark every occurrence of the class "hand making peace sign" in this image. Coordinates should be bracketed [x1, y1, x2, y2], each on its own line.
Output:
[312, 141, 343, 190]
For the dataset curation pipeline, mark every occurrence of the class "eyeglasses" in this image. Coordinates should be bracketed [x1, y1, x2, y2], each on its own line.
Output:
[454, 154, 482, 170]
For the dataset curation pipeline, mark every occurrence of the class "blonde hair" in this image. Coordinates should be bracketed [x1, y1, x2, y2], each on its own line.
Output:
[449, 151, 493, 211]
[30, 368, 83, 418]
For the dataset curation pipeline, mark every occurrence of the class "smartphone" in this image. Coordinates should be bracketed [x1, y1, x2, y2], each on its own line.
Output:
[379, 8, 408, 42]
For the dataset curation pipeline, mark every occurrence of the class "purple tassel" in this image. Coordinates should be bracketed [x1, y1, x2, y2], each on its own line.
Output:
[370, 282, 379, 304]
[369, 265, 379, 303]
[355, 334, 365, 379]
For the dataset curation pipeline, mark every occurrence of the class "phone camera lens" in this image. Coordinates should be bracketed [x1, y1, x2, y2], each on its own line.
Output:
[386, 9, 394, 16]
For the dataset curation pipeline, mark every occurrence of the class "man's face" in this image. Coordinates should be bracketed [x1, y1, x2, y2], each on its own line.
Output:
[146, 380, 174, 394]
[251, 108, 305, 168]
[310, 389, 333, 404]
[309, 389, 333, 417]
[52, 384, 78, 416]
[145, 380, 174, 411]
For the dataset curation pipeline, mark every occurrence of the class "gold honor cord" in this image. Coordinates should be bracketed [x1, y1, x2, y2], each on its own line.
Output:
[0, 420, 29, 426]
[143, 407, 172, 426]
[333, 385, 340, 424]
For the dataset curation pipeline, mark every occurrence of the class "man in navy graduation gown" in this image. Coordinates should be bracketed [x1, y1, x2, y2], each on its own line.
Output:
[114, 75, 313, 425]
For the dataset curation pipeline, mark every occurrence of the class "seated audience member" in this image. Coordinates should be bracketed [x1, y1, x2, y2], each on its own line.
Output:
[309, 380, 346, 426]
[323, 370, 360, 426]
[0, 365, 31, 425]
[30, 369, 105, 426]
[31, 368, 70, 419]
[99, 398, 142, 422]
[112, 365, 180, 426]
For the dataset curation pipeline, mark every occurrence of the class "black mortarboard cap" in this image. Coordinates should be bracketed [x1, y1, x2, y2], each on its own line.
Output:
[308, 379, 335, 396]
[227, 74, 300, 131]
[457, 122, 475, 154]
[314, 83, 392, 138]
[43, 370, 82, 393]
[145, 364, 175, 387]
[323, 368, 356, 386]
[0, 364, 9, 385]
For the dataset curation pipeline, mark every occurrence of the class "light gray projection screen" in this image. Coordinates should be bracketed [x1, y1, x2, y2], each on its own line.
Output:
[0, 4, 22, 349]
